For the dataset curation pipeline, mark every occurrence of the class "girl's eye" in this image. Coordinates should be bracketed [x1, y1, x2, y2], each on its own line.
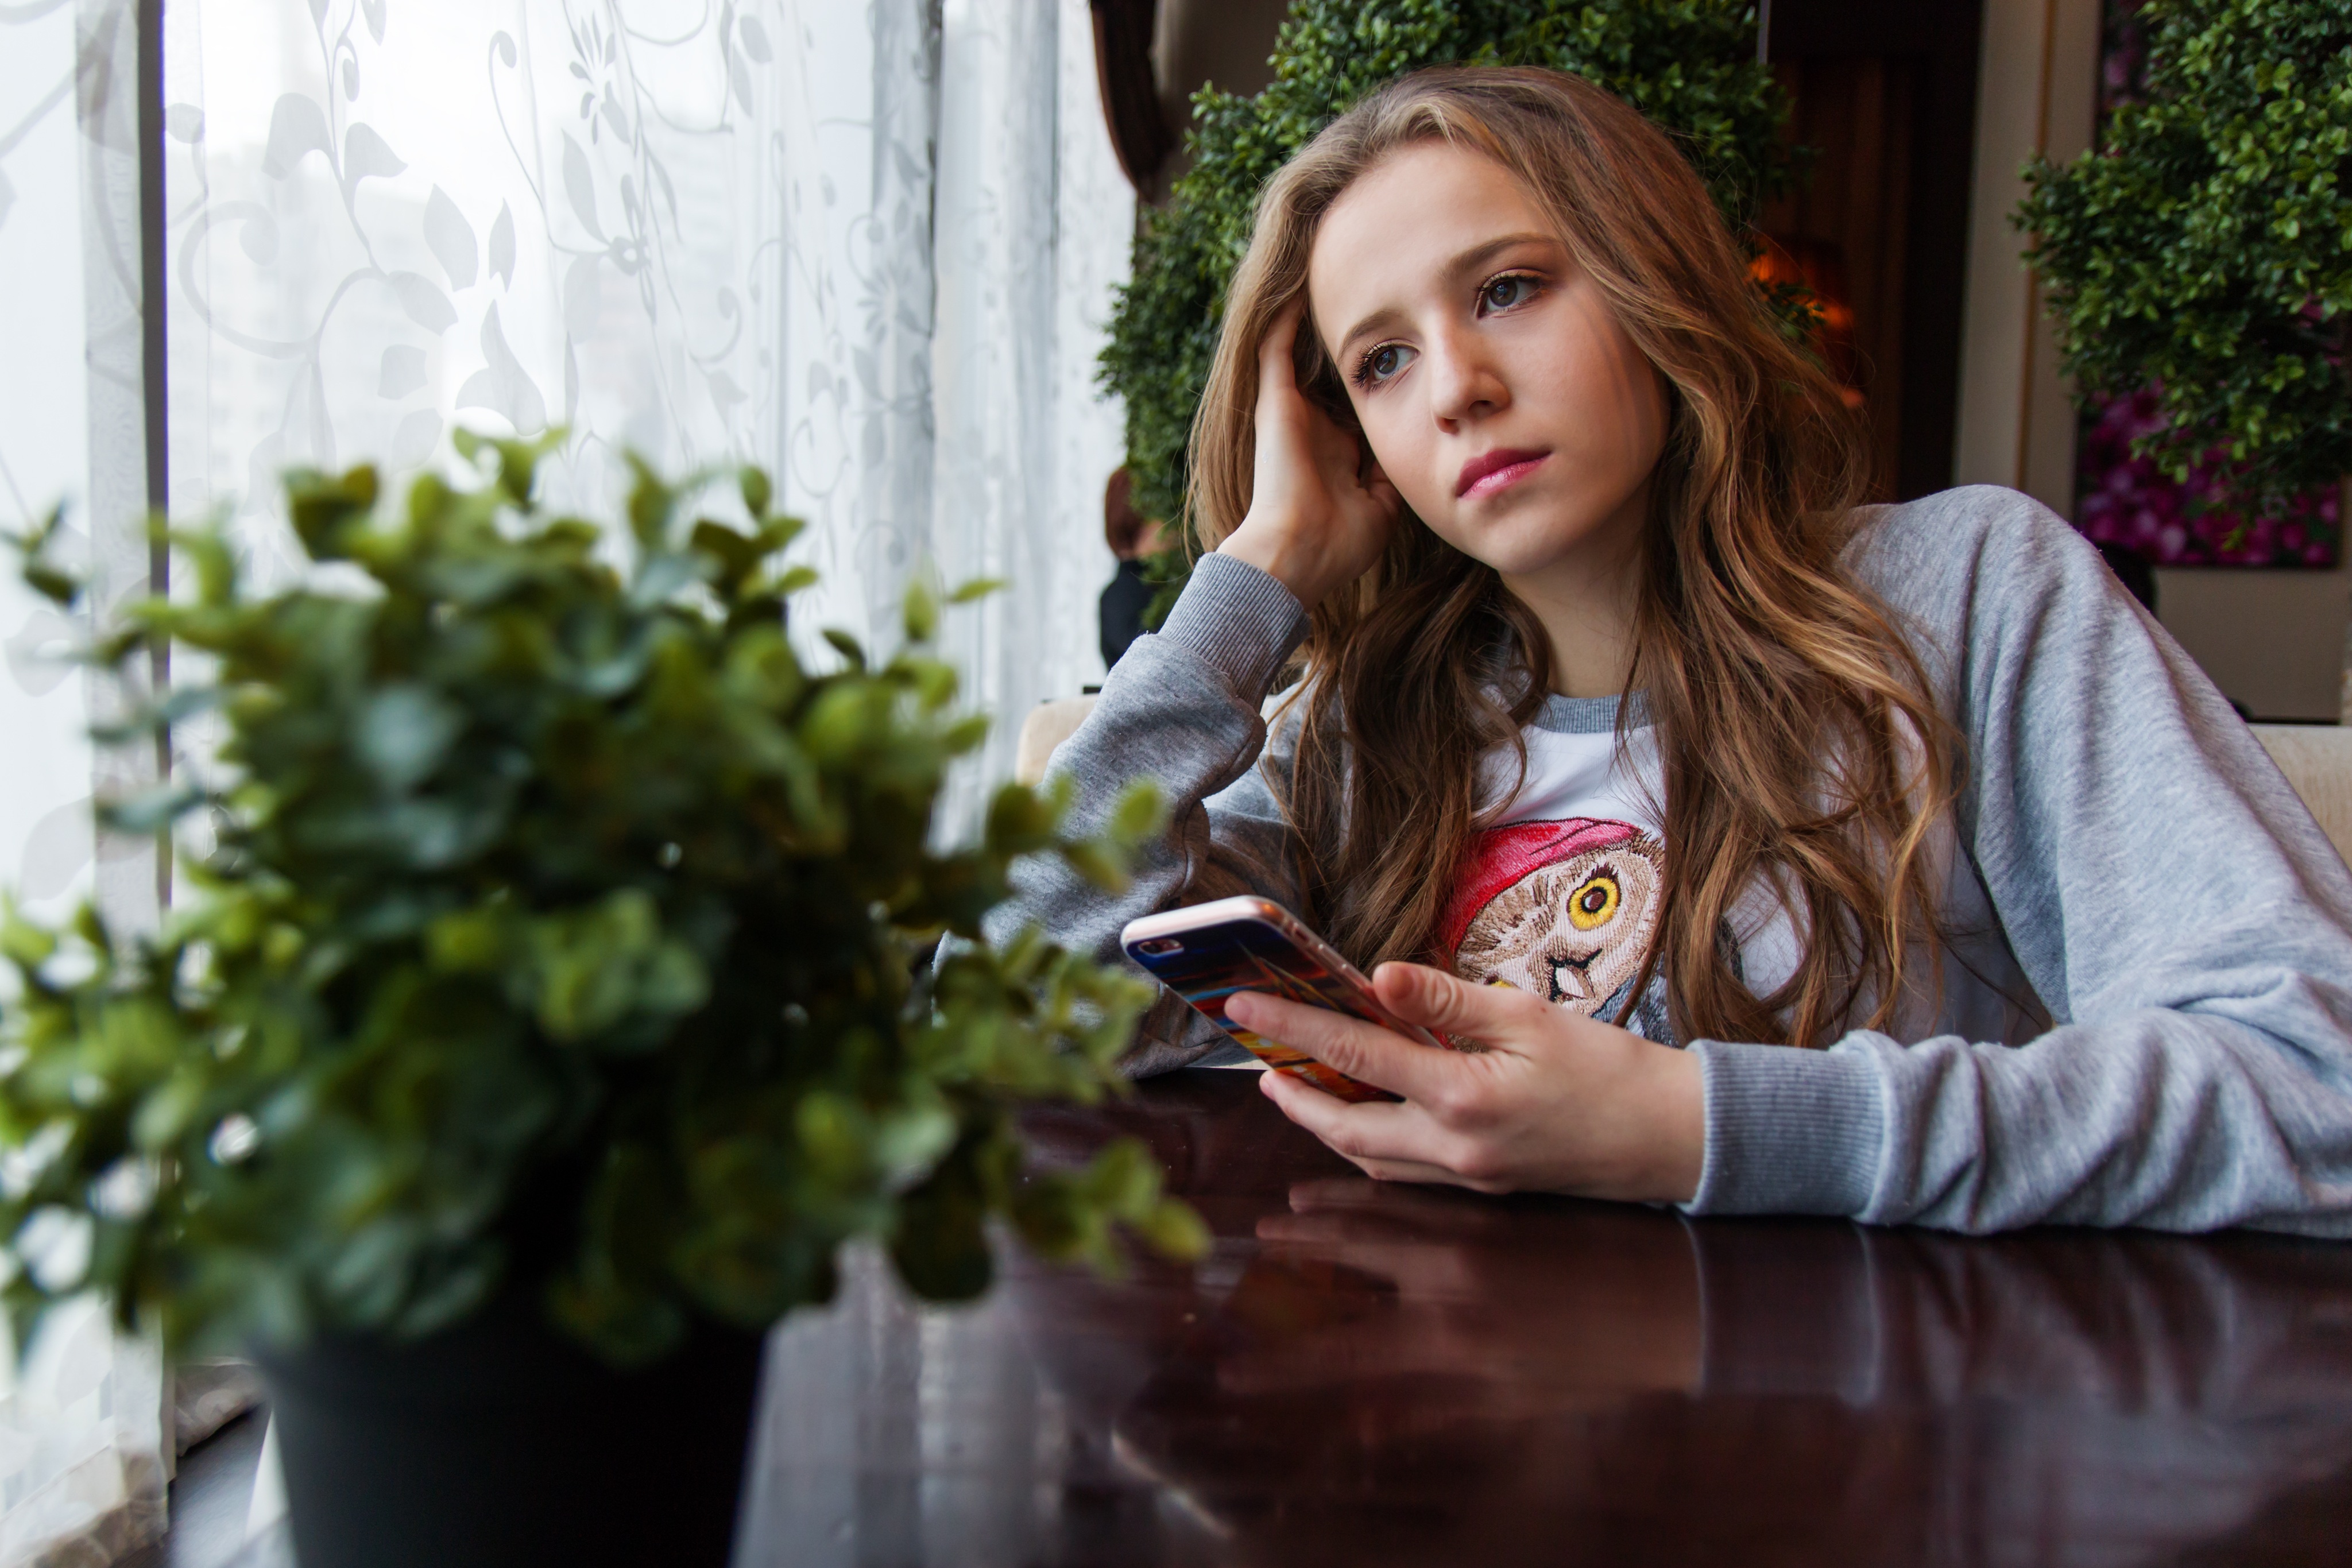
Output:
[1356, 342, 1416, 386]
[1481, 273, 1536, 312]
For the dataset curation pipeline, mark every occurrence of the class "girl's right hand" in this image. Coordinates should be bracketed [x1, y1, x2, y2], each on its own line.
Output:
[1216, 303, 1402, 611]
[1228, 961, 1706, 1205]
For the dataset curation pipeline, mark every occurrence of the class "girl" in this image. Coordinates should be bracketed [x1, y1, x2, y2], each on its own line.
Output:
[1005, 65, 2352, 1232]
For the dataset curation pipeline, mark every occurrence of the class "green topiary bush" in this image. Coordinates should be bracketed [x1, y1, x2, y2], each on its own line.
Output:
[1100, 0, 1794, 584]
[2018, 0, 2352, 513]
[0, 435, 1201, 1365]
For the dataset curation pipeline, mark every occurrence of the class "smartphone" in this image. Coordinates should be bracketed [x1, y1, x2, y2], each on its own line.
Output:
[1120, 896, 1445, 1104]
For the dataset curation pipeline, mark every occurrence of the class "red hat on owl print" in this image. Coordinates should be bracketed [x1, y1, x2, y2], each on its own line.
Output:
[1437, 817, 1644, 964]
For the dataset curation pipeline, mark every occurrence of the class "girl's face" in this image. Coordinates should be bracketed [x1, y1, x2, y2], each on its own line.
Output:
[1307, 142, 1669, 582]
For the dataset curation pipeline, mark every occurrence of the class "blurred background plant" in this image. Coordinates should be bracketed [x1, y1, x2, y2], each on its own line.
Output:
[0, 435, 1202, 1368]
[1099, 0, 1799, 614]
[2020, 0, 2352, 552]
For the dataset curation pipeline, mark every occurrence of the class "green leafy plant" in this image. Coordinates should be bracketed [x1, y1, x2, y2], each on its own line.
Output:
[0, 434, 1203, 1365]
[1101, 0, 1795, 597]
[2018, 0, 2352, 513]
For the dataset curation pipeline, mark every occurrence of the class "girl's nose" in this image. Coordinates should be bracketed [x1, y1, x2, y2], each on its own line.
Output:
[1426, 325, 1508, 426]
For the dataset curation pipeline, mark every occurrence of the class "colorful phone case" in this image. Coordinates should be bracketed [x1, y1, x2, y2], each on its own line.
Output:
[1121, 899, 1429, 1103]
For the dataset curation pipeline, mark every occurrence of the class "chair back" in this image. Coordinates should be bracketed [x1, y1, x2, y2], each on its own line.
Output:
[1015, 696, 1100, 785]
[2253, 724, 2352, 869]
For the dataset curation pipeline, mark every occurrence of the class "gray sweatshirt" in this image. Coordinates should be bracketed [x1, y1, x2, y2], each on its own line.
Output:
[996, 486, 2352, 1236]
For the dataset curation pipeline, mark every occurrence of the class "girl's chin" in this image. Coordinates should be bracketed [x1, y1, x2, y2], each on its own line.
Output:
[1434, 517, 1619, 580]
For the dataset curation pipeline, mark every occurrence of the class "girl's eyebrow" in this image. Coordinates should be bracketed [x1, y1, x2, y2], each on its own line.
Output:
[1329, 230, 1562, 361]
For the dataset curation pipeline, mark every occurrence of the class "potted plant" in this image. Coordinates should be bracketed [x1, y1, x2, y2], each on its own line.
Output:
[1099, 0, 1800, 613]
[0, 433, 1204, 1568]
[2018, 0, 2352, 529]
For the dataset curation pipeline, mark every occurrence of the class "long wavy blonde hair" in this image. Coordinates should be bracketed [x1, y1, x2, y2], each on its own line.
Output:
[1187, 65, 1956, 1047]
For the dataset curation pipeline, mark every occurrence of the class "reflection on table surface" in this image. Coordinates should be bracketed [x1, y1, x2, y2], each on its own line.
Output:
[731, 1070, 2352, 1567]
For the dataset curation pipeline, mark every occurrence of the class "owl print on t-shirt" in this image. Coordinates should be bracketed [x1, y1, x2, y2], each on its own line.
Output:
[1439, 818, 1674, 1043]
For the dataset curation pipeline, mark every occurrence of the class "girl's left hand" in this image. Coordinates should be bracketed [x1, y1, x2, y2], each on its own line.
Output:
[1226, 962, 1705, 1203]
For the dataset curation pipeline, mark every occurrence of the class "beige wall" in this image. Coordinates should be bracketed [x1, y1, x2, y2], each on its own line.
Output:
[1958, 0, 2350, 721]
[2150, 547, 2351, 720]
[1954, 0, 2102, 506]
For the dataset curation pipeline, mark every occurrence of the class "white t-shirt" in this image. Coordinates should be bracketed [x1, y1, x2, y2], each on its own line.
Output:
[1449, 692, 1802, 1042]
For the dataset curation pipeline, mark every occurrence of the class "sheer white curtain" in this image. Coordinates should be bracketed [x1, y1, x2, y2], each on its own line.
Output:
[769, 0, 942, 663]
[2, 1, 1132, 1560]
[0, 2, 171, 1562]
[162, 0, 1130, 828]
[161, 0, 792, 571]
[931, 0, 1135, 822]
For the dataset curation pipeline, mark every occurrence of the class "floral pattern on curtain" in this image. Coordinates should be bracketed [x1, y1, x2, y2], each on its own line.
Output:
[162, 0, 790, 568]
[162, 0, 1131, 831]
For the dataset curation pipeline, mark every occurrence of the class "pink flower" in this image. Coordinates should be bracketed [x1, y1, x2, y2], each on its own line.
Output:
[2074, 386, 2339, 567]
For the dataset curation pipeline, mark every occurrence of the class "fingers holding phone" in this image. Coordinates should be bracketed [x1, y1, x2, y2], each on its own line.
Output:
[1244, 960, 1708, 1205]
[1121, 897, 1444, 1104]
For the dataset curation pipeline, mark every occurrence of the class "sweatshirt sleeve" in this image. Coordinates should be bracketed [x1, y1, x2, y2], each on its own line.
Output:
[986, 552, 1313, 1076]
[1686, 486, 2352, 1236]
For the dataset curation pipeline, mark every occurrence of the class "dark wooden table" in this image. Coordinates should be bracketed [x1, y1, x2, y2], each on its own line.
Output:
[729, 1068, 2352, 1567]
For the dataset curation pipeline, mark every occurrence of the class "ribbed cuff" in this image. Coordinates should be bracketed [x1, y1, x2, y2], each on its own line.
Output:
[1151, 553, 1310, 704]
[1683, 1041, 1886, 1217]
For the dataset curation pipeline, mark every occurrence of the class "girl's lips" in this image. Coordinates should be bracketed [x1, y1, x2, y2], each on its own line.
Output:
[1456, 448, 1550, 500]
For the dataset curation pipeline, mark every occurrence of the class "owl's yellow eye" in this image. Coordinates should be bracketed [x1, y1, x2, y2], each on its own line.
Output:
[1567, 871, 1621, 931]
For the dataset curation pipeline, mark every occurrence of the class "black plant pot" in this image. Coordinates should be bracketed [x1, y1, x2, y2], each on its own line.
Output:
[257, 1295, 766, 1568]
